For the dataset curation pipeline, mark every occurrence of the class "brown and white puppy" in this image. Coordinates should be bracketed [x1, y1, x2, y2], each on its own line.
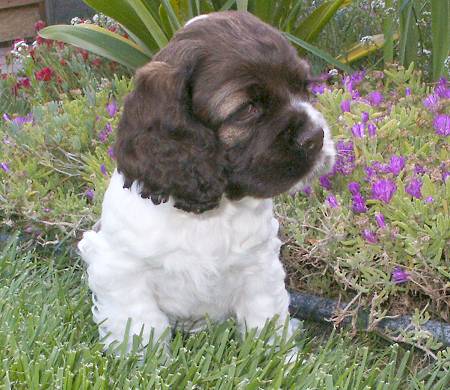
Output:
[78, 11, 335, 354]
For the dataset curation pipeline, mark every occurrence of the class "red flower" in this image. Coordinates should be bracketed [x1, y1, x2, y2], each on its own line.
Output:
[16, 77, 31, 89]
[92, 58, 102, 67]
[108, 26, 117, 33]
[34, 20, 46, 32]
[79, 49, 89, 61]
[60, 59, 67, 66]
[56, 41, 65, 50]
[35, 67, 53, 81]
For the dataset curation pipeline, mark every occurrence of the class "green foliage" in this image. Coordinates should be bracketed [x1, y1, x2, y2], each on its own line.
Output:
[277, 64, 449, 339]
[39, 0, 352, 71]
[0, 237, 448, 388]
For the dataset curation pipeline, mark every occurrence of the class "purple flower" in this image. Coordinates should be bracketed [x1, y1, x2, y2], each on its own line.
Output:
[351, 71, 365, 84]
[106, 100, 117, 117]
[311, 83, 326, 95]
[340, 99, 351, 113]
[85, 188, 94, 200]
[389, 155, 406, 176]
[362, 229, 377, 244]
[332, 140, 356, 176]
[433, 114, 450, 137]
[319, 175, 332, 190]
[302, 186, 312, 197]
[1, 162, 10, 173]
[364, 166, 376, 180]
[434, 77, 450, 99]
[405, 87, 411, 96]
[368, 91, 384, 106]
[371, 179, 397, 203]
[443, 171, 450, 182]
[348, 181, 361, 195]
[361, 112, 369, 123]
[414, 164, 426, 175]
[98, 123, 113, 143]
[107, 146, 115, 159]
[367, 122, 377, 137]
[424, 196, 433, 203]
[352, 193, 367, 213]
[372, 161, 390, 174]
[375, 212, 386, 229]
[326, 194, 339, 208]
[423, 94, 439, 112]
[100, 164, 108, 176]
[392, 267, 410, 284]
[12, 114, 33, 127]
[351, 123, 365, 138]
[2, 113, 11, 122]
[405, 178, 422, 199]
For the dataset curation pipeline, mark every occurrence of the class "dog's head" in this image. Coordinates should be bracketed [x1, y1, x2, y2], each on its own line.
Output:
[115, 11, 335, 213]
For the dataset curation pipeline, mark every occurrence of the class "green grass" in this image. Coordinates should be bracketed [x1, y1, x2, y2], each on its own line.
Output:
[0, 236, 448, 389]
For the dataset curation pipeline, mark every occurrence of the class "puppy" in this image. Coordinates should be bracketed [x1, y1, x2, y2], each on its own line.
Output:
[78, 11, 335, 353]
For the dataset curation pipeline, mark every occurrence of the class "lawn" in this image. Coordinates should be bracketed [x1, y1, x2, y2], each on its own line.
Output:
[0, 1, 449, 388]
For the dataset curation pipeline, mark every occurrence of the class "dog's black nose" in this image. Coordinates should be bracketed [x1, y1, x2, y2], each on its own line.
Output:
[297, 127, 324, 155]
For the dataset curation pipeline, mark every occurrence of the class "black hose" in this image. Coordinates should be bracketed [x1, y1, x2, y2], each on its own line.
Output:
[289, 291, 450, 346]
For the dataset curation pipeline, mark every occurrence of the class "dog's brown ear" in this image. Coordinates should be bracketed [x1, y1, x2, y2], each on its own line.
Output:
[115, 54, 227, 214]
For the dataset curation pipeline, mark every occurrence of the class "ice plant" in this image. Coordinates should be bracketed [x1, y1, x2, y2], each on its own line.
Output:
[100, 164, 108, 176]
[362, 229, 377, 244]
[326, 194, 339, 208]
[392, 267, 410, 284]
[1, 162, 10, 173]
[424, 196, 433, 203]
[367, 123, 377, 137]
[348, 181, 360, 195]
[319, 175, 332, 190]
[361, 112, 369, 123]
[405, 178, 422, 199]
[368, 91, 383, 106]
[332, 140, 356, 176]
[352, 193, 367, 213]
[85, 188, 94, 200]
[371, 179, 396, 203]
[405, 87, 411, 96]
[351, 123, 364, 138]
[422, 94, 439, 112]
[107, 146, 115, 159]
[388, 155, 406, 176]
[106, 100, 118, 117]
[340, 99, 351, 113]
[433, 114, 450, 136]
[302, 186, 312, 197]
[375, 212, 386, 229]
[98, 123, 113, 143]
[434, 77, 450, 99]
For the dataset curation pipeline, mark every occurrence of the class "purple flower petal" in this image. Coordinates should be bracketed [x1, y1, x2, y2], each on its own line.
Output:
[389, 155, 406, 176]
[85, 188, 94, 200]
[348, 181, 361, 195]
[375, 212, 386, 228]
[319, 175, 332, 190]
[424, 196, 433, 203]
[371, 179, 397, 203]
[367, 122, 377, 137]
[414, 164, 426, 175]
[100, 164, 108, 176]
[368, 91, 384, 106]
[332, 140, 356, 176]
[107, 146, 115, 159]
[340, 99, 351, 113]
[351, 123, 365, 138]
[405, 178, 422, 199]
[302, 186, 312, 197]
[361, 111, 369, 123]
[433, 114, 450, 136]
[352, 193, 367, 213]
[405, 87, 411, 96]
[1, 162, 10, 173]
[106, 100, 117, 117]
[3, 113, 11, 122]
[423, 94, 439, 112]
[326, 194, 339, 208]
[362, 229, 377, 244]
[392, 267, 410, 284]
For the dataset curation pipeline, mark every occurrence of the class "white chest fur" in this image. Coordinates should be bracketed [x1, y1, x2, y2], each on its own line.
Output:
[79, 170, 289, 347]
